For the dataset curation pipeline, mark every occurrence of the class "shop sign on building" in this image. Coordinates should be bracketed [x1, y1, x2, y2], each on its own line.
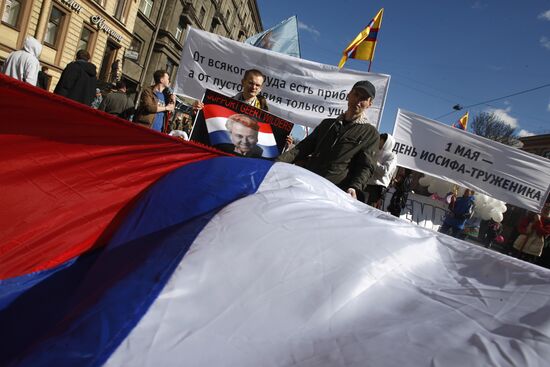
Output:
[60, 0, 83, 14]
[90, 15, 123, 43]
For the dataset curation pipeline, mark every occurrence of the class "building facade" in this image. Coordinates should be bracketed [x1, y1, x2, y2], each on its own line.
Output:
[0, 0, 140, 90]
[127, 0, 262, 94]
[520, 134, 550, 161]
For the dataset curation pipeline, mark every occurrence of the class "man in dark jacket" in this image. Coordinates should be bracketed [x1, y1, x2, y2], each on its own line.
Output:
[99, 80, 134, 119]
[54, 50, 97, 106]
[277, 80, 380, 200]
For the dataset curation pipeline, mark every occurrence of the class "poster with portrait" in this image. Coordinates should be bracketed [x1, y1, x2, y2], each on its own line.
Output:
[190, 89, 294, 159]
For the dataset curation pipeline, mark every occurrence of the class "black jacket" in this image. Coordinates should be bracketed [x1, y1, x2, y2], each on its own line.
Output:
[277, 114, 379, 191]
[54, 60, 97, 106]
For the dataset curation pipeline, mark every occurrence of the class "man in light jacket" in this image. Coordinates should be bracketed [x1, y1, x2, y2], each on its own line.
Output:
[365, 133, 397, 208]
[2, 36, 42, 86]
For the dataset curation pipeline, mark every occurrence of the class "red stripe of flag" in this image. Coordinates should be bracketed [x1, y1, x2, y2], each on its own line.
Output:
[0, 74, 224, 280]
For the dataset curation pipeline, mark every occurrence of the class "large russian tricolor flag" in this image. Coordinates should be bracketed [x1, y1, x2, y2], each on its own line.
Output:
[2, 74, 550, 366]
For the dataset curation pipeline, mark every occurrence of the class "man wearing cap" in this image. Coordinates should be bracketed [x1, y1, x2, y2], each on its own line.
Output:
[277, 80, 380, 200]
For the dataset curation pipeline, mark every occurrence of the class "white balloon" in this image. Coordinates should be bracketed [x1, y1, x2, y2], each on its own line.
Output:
[474, 195, 486, 206]
[491, 210, 504, 223]
[480, 210, 492, 221]
[405, 174, 508, 221]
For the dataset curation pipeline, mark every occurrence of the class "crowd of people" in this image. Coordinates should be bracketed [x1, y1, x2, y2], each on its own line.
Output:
[3, 37, 549, 266]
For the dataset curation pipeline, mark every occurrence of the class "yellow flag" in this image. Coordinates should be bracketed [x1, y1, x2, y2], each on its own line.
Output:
[338, 8, 384, 69]
[457, 111, 469, 130]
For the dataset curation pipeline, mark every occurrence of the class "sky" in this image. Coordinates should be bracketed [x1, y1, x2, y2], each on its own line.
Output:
[256, 0, 550, 136]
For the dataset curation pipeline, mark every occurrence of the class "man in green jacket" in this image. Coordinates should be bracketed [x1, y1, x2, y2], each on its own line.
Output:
[277, 80, 379, 200]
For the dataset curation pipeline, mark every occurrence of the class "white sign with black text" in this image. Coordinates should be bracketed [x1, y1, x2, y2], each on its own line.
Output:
[393, 109, 550, 212]
[174, 27, 390, 129]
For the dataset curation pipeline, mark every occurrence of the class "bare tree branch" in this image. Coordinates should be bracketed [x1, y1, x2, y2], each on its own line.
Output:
[470, 112, 520, 146]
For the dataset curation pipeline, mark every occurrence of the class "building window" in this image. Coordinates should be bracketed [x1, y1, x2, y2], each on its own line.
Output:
[210, 17, 219, 33]
[139, 0, 153, 18]
[165, 58, 175, 78]
[2, 0, 22, 28]
[199, 6, 205, 25]
[175, 19, 185, 41]
[129, 36, 142, 54]
[77, 26, 94, 52]
[44, 6, 65, 48]
[114, 0, 127, 22]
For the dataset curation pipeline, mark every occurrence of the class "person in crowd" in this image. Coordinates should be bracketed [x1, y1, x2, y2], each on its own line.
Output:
[232, 69, 269, 110]
[193, 69, 269, 112]
[54, 50, 97, 106]
[364, 133, 397, 208]
[110, 59, 121, 83]
[99, 80, 134, 119]
[2, 36, 42, 86]
[439, 189, 476, 239]
[387, 168, 413, 217]
[482, 219, 502, 249]
[512, 207, 550, 262]
[215, 114, 263, 158]
[180, 113, 192, 135]
[276, 80, 380, 200]
[91, 88, 103, 109]
[134, 69, 175, 132]
[37, 66, 50, 90]
[536, 204, 550, 268]
[170, 113, 192, 135]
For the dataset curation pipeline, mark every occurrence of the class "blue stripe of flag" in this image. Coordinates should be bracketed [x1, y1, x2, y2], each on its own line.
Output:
[2, 157, 274, 367]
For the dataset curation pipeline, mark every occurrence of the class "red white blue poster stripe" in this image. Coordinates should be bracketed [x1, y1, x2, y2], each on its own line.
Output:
[203, 104, 280, 158]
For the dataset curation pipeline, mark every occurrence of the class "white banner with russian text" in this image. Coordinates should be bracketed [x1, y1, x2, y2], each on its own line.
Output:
[392, 109, 550, 212]
[174, 27, 390, 129]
